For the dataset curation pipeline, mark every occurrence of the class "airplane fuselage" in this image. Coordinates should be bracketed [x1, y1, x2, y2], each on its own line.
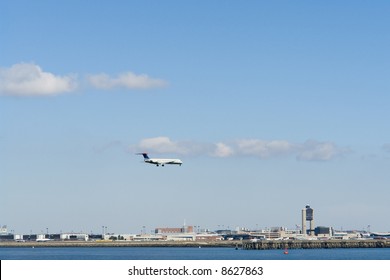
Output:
[145, 158, 183, 166]
[36, 238, 51, 242]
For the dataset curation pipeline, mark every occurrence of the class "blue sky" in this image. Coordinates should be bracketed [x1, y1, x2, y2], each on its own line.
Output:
[1, 0, 389, 234]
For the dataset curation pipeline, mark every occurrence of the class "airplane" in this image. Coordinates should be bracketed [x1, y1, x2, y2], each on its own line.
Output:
[36, 238, 51, 242]
[136, 153, 183, 166]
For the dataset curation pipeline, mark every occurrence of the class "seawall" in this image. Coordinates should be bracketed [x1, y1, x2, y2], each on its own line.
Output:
[0, 240, 240, 248]
[242, 239, 390, 250]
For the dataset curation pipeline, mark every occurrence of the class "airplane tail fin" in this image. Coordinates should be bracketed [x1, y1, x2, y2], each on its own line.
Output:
[137, 153, 150, 159]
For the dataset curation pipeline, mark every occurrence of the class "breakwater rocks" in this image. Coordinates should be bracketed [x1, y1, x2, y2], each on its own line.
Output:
[242, 239, 390, 250]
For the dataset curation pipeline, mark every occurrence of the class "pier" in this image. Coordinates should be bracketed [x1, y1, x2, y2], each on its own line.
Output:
[242, 239, 390, 250]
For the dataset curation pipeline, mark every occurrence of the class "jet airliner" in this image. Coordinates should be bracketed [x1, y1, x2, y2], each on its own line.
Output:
[137, 153, 183, 166]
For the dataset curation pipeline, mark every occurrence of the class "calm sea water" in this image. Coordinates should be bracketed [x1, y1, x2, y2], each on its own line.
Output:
[1, 247, 390, 260]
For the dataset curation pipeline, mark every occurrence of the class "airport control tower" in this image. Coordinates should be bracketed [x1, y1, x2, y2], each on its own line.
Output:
[301, 205, 315, 236]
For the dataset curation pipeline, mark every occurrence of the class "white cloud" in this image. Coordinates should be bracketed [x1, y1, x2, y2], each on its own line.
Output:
[87, 72, 168, 90]
[213, 142, 234, 157]
[236, 139, 295, 158]
[138, 137, 180, 153]
[133, 137, 349, 161]
[297, 140, 349, 161]
[0, 63, 168, 96]
[137, 137, 196, 155]
[134, 137, 216, 156]
[0, 63, 77, 96]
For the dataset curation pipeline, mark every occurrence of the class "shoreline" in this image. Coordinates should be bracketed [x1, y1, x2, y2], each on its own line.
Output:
[1, 239, 389, 249]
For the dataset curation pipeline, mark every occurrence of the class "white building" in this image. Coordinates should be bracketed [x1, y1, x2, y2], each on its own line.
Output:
[60, 233, 89, 241]
[166, 234, 196, 241]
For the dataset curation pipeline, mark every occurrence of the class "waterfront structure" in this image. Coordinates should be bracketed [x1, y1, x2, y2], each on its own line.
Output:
[243, 239, 390, 250]
[4, 207, 384, 243]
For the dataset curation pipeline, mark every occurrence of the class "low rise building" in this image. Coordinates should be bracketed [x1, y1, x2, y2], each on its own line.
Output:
[155, 226, 194, 234]
[61, 233, 89, 241]
[195, 233, 223, 241]
[132, 234, 164, 241]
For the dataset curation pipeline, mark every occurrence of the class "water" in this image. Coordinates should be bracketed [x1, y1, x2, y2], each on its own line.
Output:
[1, 247, 390, 260]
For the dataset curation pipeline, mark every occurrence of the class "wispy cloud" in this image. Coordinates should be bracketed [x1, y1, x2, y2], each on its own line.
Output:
[0, 63, 77, 96]
[136, 136, 209, 155]
[235, 139, 295, 158]
[93, 140, 124, 153]
[382, 143, 390, 153]
[132, 137, 350, 161]
[212, 142, 235, 157]
[296, 140, 350, 161]
[0, 63, 168, 96]
[87, 72, 168, 90]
